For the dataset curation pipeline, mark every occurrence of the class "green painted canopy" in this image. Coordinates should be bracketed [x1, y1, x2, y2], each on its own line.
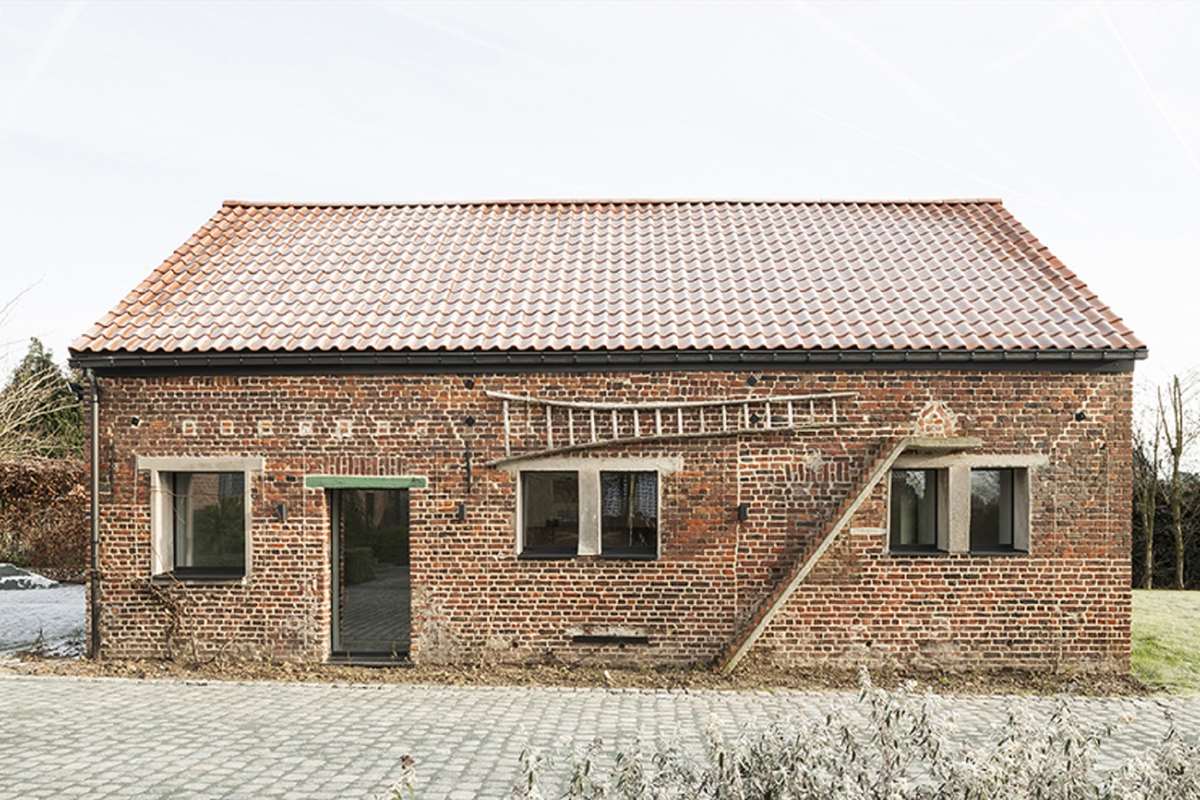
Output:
[303, 475, 427, 490]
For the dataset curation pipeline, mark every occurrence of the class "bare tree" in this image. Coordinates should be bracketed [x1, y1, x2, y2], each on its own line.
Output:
[0, 366, 79, 460]
[1134, 407, 1162, 588]
[0, 288, 83, 461]
[1158, 374, 1200, 590]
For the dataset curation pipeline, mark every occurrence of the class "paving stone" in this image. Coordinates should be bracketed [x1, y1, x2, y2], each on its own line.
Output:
[1, 675, 1198, 799]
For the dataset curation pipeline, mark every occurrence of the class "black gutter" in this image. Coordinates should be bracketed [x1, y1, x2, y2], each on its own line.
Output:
[70, 347, 1146, 375]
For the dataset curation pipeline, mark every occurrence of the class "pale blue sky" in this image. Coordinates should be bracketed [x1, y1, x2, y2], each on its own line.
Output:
[1, 1, 1196, 381]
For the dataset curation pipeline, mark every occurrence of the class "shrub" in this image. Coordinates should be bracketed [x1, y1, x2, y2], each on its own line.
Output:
[0, 458, 88, 576]
[507, 669, 1200, 799]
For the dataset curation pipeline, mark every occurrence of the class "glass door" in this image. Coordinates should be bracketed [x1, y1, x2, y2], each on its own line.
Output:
[330, 489, 410, 657]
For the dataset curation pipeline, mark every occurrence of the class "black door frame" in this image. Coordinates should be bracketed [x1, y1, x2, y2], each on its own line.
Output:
[328, 488, 411, 659]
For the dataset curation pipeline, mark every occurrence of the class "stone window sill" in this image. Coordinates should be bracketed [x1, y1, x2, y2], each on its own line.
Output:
[517, 553, 659, 562]
[151, 572, 247, 586]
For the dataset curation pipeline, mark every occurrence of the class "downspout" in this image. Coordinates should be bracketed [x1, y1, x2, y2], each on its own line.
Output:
[87, 369, 101, 659]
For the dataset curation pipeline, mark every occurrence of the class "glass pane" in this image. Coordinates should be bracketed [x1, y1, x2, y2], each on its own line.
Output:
[889, 469, 937, 548]
[600, 472, 658, 556]
[172, 472, 245, 572]
[338, 489, 410, 654]
[971, 469, 1015, 550]
[521, 472, 579, 555]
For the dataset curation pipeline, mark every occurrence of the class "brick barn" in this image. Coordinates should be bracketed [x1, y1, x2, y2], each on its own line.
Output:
[70, 199, 1144, 672]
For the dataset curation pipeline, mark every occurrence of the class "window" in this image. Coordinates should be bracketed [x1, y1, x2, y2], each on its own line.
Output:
[600, 471, 658, 557]
[889, 468, 941, 551]
[520, 471, 579, 556]
[970, 468, 1025, 552]
[888, 455, 1036, 556]
[139, 455, 261, 580]
[168, 472, 246, 576]
[514, 460, 674, 559]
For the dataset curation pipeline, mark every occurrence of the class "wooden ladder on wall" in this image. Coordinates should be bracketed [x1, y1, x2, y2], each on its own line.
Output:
[486, 390, 857, 466]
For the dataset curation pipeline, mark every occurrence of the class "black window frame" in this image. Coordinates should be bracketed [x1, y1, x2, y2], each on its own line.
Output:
[969, 467, 1023, 553]
[169, 471, 247, 579]
[598, 470, 659, 559]
[888, 468, 944, 553]
[519, 470, 581, 558]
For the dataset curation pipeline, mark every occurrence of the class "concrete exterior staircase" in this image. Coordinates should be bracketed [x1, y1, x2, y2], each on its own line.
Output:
[717, 434, 980, 674]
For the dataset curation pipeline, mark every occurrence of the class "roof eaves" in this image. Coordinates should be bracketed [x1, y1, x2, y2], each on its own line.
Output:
[220, 197, 1006, 210]
[69, 346, 1147, 374]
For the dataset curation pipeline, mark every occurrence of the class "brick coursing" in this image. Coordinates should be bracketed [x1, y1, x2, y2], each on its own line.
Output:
[87, 369, 1133, 671]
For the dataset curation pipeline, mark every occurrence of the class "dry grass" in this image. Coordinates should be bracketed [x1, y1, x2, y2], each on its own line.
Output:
[0, 652, 1149, 696]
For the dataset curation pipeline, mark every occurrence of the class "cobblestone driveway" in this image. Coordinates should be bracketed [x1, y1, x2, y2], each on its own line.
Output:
[2, 675, 1198, 799]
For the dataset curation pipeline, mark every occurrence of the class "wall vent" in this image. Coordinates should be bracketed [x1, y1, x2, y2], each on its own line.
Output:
[571, 634, 650, 647]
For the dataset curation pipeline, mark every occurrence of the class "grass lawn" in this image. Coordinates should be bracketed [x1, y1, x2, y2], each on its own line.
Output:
[1132, 589, 1200, 693]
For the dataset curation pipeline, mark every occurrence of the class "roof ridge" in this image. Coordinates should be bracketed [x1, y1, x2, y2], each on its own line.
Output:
[221, 197, 1005, 209]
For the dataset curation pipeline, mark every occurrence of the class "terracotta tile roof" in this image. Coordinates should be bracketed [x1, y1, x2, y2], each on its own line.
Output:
[71, 199, 1143, 356]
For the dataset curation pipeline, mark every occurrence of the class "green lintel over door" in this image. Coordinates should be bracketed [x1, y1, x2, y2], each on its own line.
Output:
[303, 475, 428, 490]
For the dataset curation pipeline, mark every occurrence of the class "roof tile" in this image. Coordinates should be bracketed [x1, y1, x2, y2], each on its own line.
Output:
[72, 199, 1143, 355]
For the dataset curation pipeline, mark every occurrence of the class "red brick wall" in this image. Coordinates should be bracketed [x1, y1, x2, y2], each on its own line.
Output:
[89, 368, 1132, 671]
